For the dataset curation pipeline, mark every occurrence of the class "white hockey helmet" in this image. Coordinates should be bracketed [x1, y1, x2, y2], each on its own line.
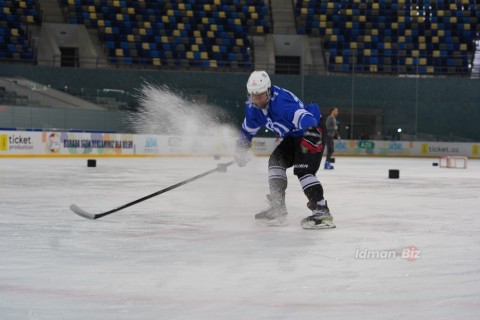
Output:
[246, 71, 271, 95]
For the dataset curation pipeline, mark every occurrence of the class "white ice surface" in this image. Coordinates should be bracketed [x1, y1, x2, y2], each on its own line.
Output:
[0, 156, 479, 320]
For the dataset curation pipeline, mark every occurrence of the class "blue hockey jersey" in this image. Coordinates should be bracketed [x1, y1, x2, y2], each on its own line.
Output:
[240, 85, 321, 142]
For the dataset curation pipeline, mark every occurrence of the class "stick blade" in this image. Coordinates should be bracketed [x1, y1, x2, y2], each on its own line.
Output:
[70, 204, 97, 220]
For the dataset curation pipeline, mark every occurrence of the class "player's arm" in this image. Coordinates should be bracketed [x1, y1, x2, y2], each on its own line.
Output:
[235, 108, 263, 166]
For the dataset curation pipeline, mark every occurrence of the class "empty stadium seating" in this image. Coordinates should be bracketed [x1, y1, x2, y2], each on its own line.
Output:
[0, 0, 40, 63]
[61, 0, 271, 70]
[295, 0, 479, 75]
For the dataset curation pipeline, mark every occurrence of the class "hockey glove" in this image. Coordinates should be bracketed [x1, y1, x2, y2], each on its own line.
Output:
[300, 126, 324, 153]
[234, 139, 250, 167]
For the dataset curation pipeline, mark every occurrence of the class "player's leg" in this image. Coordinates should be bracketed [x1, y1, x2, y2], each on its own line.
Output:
[324, 136, 334, 169]
[293, 136, 335, 229]
[255, 138, 294, 224]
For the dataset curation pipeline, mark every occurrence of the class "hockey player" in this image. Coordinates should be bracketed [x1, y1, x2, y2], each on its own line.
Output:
[234, 71, 335, 229]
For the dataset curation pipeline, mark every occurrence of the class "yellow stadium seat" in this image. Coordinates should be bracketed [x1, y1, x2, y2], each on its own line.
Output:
[153, 58, 161, 66]
[142, 43, 150, 50]
[210, 60, 217, 68]
[186, 51, 194, 59]
[115, 48, 123, 56]
[200, 52, 208, 59]
[191, 44, 199, 51]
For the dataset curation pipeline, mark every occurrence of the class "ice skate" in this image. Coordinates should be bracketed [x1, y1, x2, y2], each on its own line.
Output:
[324, 161, 334, 170]
[255, 194, 288, 226]
[301, 200, 336, 229]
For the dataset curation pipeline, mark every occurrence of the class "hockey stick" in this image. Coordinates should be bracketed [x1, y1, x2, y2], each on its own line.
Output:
[70, 161, 235, 220]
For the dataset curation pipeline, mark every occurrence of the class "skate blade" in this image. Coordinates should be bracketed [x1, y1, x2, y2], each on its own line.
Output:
[301, 219, 336, 230]
[255, 218, 288, 227]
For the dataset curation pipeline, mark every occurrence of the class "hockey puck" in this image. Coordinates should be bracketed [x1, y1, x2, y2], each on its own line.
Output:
[388, 169, 399, 179]
[432, 162, 439, 166]
[87, 159, 97, 167]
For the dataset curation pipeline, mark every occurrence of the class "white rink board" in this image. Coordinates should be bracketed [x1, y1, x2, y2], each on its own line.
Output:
[1, 130, 479, 158]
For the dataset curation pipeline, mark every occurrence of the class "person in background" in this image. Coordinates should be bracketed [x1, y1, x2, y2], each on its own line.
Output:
[234, 71, 335, 229]
[324, 107, 340, 170]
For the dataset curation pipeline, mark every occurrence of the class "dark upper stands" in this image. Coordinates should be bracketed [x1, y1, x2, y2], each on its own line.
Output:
[295, 0, 479, 75]
[0, 0, 41, 63]
[61, 0, 271, 70]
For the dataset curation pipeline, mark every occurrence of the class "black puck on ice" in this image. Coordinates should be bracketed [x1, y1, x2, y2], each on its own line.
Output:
[432, 162, 439, 166]
[87, 159, 97, 167]
[388, 169, 399, 179]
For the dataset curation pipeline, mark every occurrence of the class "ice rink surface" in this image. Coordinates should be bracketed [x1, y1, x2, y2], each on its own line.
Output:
[1, 156, 479, 320]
